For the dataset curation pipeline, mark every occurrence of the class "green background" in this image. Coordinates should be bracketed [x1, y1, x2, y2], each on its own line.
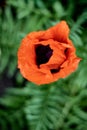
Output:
[0, 0, 87, 130]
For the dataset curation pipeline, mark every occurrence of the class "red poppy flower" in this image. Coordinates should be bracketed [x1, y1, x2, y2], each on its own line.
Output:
[17, 21, 81, 85]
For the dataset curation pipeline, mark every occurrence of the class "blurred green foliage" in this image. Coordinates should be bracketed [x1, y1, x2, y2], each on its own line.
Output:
[0, 0, 87, 130]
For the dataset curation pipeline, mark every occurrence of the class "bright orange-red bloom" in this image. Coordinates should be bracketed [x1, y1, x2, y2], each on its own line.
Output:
[17, 21, 81, 85]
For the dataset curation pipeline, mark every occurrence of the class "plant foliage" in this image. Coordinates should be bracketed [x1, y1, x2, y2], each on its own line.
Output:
[0, 0, 87, 130]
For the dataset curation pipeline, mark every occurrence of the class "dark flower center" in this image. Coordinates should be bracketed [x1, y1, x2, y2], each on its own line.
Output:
[35, 44, 53, 66]
[50, 68, 60, 74]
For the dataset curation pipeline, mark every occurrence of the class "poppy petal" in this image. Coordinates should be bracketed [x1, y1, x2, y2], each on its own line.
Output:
[48, 21, 70, 43]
